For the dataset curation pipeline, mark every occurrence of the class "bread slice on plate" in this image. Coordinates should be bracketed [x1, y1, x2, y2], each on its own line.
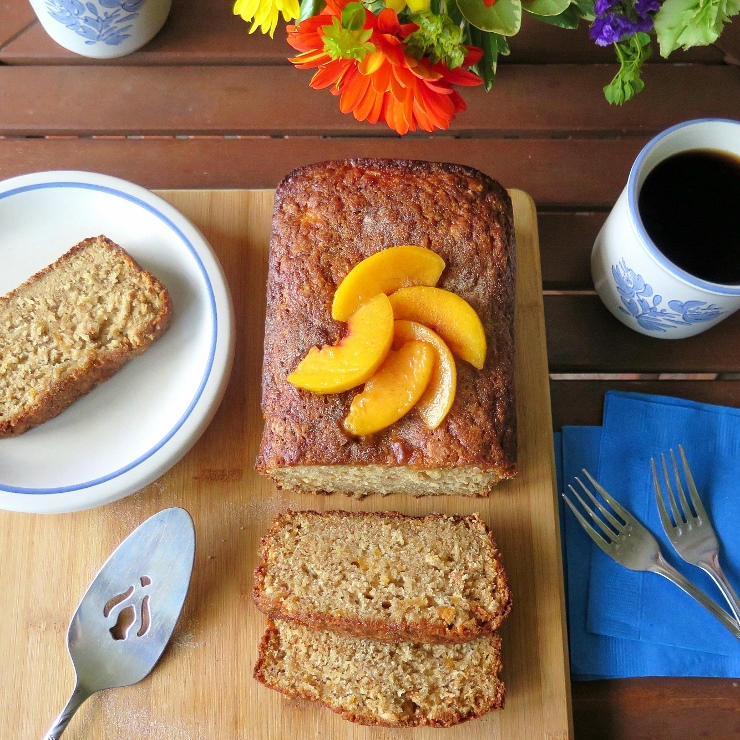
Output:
[253, 619, 506, 727]
[0, 235, 172, 437]
[252, 510, 511, 643]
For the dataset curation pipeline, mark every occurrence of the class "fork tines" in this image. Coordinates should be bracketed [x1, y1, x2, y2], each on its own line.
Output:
[563, 470, 632, 550]
[651, 444, 709, 530]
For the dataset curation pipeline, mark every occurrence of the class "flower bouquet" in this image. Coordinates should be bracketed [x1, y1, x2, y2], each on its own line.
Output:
[234, 0, 738, 133]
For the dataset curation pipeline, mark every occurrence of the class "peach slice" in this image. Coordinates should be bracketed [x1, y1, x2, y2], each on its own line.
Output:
[388, 286, 487, 369]
[393, 320, 457, 429]
[287, 293, 394, 394]
[331, 245, 446, 322]
[343, 340, 435, 436]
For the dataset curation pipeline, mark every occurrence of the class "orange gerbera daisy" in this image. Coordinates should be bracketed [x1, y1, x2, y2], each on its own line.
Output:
[287, 0, 483, 135]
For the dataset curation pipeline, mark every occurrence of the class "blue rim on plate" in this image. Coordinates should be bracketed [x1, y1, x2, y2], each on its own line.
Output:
[0, 171, 235, 512]
[0, 180, 217, 495]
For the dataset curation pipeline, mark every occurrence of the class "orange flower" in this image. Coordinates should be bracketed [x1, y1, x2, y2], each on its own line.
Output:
[287, 1, 483, 135]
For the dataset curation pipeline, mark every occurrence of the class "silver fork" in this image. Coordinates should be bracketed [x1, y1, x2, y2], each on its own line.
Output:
[563, 469, 740, 639]
[652, 445, 740, 623]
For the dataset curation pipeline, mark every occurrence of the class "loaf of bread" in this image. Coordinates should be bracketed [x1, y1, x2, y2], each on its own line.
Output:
[253, 510, 511, 643]
[254, 619, 505, 727]
[256, 158, 517, 497]
[0, 235, 172, 437]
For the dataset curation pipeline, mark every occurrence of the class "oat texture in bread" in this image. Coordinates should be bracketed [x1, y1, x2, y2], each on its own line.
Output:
[0, 235, 172, 437]
[254, 619, 505, 727]
[257, 158, 517, 497]
[253, 510, 511, 643]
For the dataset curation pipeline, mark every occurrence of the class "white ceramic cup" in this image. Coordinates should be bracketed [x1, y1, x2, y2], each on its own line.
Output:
[28, 0, 171, 58]
[592, 118, 740, 338]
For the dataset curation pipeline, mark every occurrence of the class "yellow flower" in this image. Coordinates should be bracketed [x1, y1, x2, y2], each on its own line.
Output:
[384, 0, 430, 11]
[234, 0, 300, 37]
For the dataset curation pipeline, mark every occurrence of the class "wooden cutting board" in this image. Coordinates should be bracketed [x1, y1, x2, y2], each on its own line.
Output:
[0, 188, 572, 739]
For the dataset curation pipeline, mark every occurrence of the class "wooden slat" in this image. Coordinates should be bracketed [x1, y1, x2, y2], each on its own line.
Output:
[573, 678, 740, 740]
[0, 136, 642, 208]
[715, 14, 740, 65]
[0, 64, 738, 137]
[1, 7, 724, 65]
[0, 0, 35, 48]
[546, 295, 740, 374]
[539, 212, 606, 290]
[550, 379, 740, 428]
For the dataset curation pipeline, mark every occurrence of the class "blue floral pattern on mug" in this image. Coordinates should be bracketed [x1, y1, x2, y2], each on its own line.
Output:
[45, 0, 146, 45]
[611, 260, 724, 332]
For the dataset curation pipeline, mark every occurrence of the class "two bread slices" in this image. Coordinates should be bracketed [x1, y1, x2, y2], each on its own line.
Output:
[252, 510, 511, 727]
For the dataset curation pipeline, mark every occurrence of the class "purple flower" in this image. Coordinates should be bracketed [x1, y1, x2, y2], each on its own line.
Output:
[635, 0, 660, 13]
[590, 13, 633, 45]
[594, 0, 617, 14]
[589, 0, 661, 46]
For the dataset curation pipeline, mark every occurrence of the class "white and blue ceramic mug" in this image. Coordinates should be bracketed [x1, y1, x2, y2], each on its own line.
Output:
[28, 0, 171, 58]
[592, 118, 740, 338]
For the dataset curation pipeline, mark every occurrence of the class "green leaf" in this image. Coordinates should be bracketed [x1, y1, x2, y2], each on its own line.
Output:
[456, 0, 522, 35]
[521, 0, 569, 16]
[526, 5, 579, 26]
[363, 0, 387, 14]
[342, 2, 367, 29]
[603, 31, 653, 105]
[526, 0, 593, 27]
[298, 0, 325, 22]
[446, 0, 465, 23]
[654, 0, 740, 57]
[467, 26, 509, 90]
[570, 0, 595, 20]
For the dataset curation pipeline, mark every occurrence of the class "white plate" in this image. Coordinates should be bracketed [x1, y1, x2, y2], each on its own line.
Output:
[0, 171, 234, 513]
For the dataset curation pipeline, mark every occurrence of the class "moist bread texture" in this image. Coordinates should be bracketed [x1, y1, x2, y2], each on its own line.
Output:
[254, 619, 505, 727]
[0, 235, 172, 437]
[253, 509, 511, 643]
[257, 158, 517, 497]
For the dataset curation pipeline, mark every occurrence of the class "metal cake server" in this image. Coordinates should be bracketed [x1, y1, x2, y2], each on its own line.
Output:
[43, 507, 196, 740]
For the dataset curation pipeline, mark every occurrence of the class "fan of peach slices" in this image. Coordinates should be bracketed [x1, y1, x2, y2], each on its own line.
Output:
[287, 246, 487, 436]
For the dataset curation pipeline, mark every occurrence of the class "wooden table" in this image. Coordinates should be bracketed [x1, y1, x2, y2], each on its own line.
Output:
[2, 1, 740, 737]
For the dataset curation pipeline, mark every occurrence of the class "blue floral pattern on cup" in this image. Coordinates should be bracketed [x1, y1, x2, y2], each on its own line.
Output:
[45, 0, 147, 45]
[612, 260, 724, 333]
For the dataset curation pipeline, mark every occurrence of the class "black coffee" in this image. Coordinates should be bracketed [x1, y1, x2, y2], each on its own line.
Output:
[638, 148, 740, 284]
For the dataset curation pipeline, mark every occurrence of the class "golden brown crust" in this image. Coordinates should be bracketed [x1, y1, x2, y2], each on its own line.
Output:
[252, 509, 512, 643]
[0, 235, 172, 437]
[256, 159, 517, 488]
[253, 620, 506, 727]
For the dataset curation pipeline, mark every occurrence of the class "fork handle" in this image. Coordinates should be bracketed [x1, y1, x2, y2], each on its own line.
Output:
[698, 554, 740, 624]
[652, 556, 740, 640]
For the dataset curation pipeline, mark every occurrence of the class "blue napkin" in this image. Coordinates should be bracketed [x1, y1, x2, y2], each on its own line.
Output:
[558, 392, 740, 678]
[585, 391, 740, 658]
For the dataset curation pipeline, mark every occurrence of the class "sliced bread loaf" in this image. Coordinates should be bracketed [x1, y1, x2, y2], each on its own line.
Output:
[0, 235, 172, 437]
[257, 159, 517, 498]
[254, 619, 505, 727]
[252, 510, 511, 643]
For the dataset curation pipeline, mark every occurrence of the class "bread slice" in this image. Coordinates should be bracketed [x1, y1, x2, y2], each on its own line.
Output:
[0, 235, 172, 437]
[254, 619, 505, 727]
[253, 510, 511, 643]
